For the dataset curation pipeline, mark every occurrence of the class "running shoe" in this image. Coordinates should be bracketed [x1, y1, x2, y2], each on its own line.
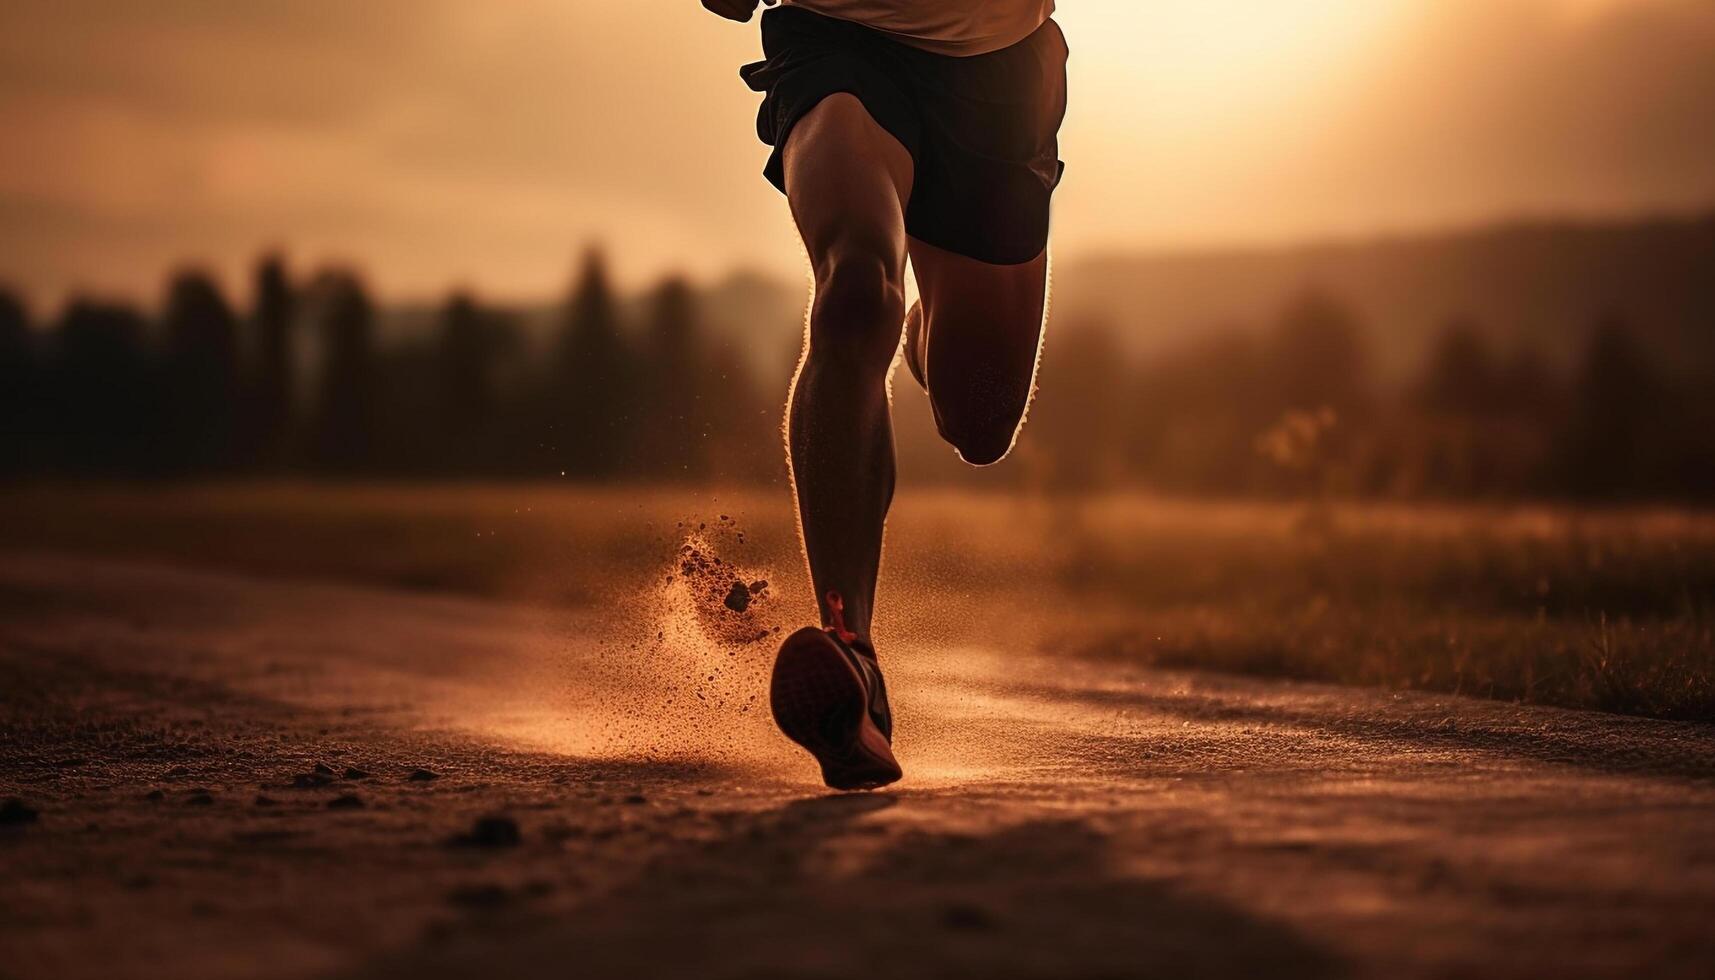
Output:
[769, 591, 901, 790]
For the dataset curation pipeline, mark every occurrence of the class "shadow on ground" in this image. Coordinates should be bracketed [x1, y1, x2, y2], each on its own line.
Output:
[357, 794, 1342, 980]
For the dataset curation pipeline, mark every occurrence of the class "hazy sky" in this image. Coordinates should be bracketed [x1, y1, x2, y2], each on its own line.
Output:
[1, 0, 1711, 307]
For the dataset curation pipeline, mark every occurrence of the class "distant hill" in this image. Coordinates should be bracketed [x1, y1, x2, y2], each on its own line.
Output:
[1053, 211, 1715, 381]
[380, 210, 1714, 389]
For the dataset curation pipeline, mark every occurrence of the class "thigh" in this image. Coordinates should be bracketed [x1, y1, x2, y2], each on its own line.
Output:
[782, 93, 915, 271]
[909, 236, 1049, 388]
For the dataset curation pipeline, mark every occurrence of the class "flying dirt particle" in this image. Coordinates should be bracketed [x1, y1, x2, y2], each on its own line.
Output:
[254, 795, 279, 807]
[447, 816, 521, 849]
[185, 792, 215, 807]
[327, 794, 364, 810]
[407, 768, 440, 782]
[343, 767, 370, 780]
[1, 798, 39, 826]
[724, 580, 752, 613]
[623, 794, 648, 805]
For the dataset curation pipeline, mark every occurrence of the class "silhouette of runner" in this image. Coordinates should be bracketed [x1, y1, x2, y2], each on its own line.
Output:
[703, 0, 1067, 788]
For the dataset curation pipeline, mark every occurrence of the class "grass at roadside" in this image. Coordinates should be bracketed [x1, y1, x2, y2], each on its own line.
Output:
[2, 482, 1711, 721]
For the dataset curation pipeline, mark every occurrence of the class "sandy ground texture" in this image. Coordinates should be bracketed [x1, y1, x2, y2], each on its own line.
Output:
[3, 550, 1714, 979]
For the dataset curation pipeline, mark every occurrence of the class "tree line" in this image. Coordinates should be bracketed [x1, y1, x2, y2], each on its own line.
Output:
[1016, 291, 1715, 501]
[2, 250, 1710, 501]
[0, 249, 778, 483]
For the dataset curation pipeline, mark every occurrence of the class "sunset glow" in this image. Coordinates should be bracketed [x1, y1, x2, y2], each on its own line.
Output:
[0, 0, 1710, 304]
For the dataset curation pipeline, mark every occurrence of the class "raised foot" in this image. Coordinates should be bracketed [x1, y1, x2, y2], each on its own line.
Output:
[769, 626, 901, 791]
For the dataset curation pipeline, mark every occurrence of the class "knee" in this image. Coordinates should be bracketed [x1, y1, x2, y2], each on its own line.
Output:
[941, 419, 1020, 467]
[808, 250, 906, 377]
[931, 371, 1031, 466]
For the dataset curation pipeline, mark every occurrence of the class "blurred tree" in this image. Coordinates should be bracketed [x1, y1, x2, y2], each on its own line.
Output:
[436, 291, 515, 474]
[1126, 329, 1266, 492]
[0, 288, 35, 474]
[1406, 317, 1503, 496]
[1490, 346, 1566, 496]
[1559, 315, 1665, 498]
[249, 254, 297, 466]
[1414, 318, 1500, 417]
[1024, 316, 1127, 492]
[1495, 347, 1562, 422]
[49, 300, 154, 474]
[309, 271, 379, 473]
[703, 336, 779, 485]
[1261, 289, 1373, 494]
[638, 276, 707, 481]
[552, 248, 636, 478]
[1268, 289, 1372, 417]
[160, 269, 241, 472]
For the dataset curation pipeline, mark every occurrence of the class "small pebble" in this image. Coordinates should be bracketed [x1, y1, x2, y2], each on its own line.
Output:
[448, 816, 520, 848]
[940, 903, 998, 931]
[327, 794, 364, 810]
[1, 798, 40, 825]
[408, 768, 441, 782]
[446, 884, 511, 909]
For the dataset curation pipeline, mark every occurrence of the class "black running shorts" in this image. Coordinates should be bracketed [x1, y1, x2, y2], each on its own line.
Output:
[740, 6, 1068, 266]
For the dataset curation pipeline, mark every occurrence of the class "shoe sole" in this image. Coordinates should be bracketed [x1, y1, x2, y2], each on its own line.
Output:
[770, 633, 902, 791]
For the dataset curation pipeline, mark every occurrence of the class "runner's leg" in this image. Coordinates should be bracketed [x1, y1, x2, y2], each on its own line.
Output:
[783, 93, 915, 641]
[907, 237, 1050, 465]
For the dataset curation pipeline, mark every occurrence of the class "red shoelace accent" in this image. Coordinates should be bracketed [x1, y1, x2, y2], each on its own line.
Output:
[824, 590, 858, 644]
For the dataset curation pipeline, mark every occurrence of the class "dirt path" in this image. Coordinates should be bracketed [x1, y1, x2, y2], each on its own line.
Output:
[3, 552, 1713, 979]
